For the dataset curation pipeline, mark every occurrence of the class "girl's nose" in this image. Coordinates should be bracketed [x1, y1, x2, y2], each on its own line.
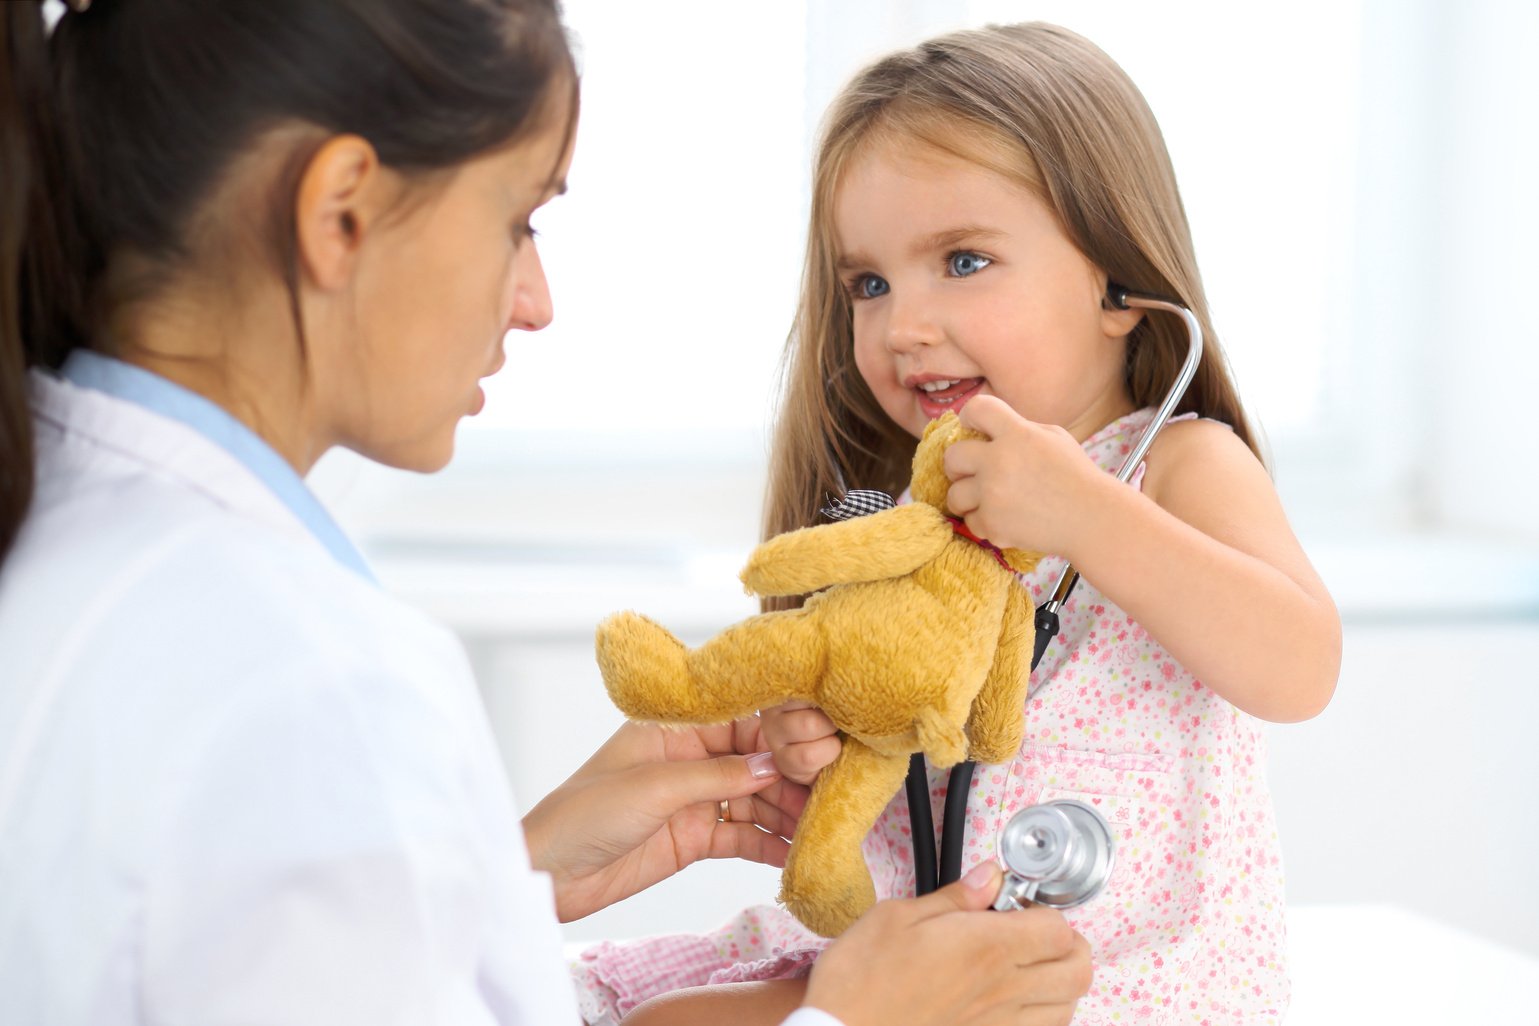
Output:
[507, 240, 554, 332]
[883, 292, 941, 353]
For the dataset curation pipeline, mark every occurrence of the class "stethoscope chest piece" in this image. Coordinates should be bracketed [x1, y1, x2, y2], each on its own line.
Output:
[992, 799, 1115, 911]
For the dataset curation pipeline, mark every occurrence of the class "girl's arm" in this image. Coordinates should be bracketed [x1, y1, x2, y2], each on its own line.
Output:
[1085, 418, 1340, 721]
[621, 980, 808, 1026]
[948, 396, 1340, 723]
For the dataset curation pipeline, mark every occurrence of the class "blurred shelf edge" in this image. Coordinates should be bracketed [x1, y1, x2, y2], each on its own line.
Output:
[362, 528, 1539, 640]
[365, 539, 761, 640]
[1303, 529, 1539, 622]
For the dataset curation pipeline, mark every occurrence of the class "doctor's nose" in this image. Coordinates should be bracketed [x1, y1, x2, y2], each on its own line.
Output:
[508, 240, 554, 332]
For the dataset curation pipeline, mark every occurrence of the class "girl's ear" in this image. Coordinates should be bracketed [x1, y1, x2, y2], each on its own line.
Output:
[294, 135, 382, 292]
[1098, 280, 1145, 339]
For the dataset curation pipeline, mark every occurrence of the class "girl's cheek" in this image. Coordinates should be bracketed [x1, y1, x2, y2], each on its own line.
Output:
[850, 330, 872, 371]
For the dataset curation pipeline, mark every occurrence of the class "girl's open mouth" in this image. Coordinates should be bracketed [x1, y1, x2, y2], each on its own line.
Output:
[916, 377, 984, 418]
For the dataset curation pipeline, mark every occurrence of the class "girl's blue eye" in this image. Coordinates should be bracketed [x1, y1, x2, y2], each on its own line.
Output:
[854, 274, 890, 299]
[948, 251, 991, 277]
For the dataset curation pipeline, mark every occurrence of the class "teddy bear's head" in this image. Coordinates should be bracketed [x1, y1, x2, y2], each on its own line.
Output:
[910, 412, 1043, 576]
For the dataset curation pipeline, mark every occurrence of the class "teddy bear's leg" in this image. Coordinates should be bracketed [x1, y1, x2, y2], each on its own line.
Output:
[596, 608, 825, 724]
[965, 583, 1035, 764]
[778, 738, 910, 937]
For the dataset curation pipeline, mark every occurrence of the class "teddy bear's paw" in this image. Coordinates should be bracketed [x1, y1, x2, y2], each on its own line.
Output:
[594, 611, 697, 720]
[966, 736, 1021, 765]
[780, 876, 872, 938]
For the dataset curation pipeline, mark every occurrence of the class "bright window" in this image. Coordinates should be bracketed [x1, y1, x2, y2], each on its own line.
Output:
[319, 0, 1537, 581]
[476, 0, 807, 439]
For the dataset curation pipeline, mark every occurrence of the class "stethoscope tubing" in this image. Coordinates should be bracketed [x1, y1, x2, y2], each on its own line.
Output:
[912, 286, 1204, 894]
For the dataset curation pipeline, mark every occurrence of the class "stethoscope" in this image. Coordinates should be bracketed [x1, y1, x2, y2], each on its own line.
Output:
[906, 284, 1204, 909]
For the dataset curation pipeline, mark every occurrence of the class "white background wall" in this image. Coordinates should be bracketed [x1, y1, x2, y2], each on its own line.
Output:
[314, 0, 1539, 966]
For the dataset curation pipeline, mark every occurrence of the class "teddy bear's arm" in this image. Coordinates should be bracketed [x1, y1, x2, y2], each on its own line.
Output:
[965, 582, 1035, 764]
[740, 503, 953, 597]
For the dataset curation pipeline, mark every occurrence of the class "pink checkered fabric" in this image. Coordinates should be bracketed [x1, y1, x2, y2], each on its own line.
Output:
[571, 905, 828, 1023]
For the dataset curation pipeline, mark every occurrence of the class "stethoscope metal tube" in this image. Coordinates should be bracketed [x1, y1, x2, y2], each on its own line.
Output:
[1030, 288, 1205, 674]
[909, 284, 1204, 901]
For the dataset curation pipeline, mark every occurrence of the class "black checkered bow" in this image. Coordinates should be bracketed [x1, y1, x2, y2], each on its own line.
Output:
[820, 489, 897, 521]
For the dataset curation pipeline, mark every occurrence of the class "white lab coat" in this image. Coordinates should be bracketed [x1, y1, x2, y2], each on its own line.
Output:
[0, 372, 577, 1024]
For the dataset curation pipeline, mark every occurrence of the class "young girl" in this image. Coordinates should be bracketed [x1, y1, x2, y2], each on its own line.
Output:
[576, 21, 1340, 1026]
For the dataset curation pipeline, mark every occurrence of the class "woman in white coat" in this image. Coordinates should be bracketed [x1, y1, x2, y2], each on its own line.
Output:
[0, 2, 1090, 1023]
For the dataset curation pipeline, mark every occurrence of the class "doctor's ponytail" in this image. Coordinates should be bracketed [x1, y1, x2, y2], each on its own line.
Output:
[0, 4, 49, 567]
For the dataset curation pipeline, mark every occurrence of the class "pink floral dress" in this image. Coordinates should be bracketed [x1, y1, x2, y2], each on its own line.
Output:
[573, 408, 1289, 1025]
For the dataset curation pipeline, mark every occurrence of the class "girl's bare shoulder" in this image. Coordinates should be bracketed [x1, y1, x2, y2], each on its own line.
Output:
[1138, 417, 1287, 538]
[1138, 418, 1334, 610]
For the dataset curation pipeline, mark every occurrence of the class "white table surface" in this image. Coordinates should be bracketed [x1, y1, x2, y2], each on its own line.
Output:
[567, 903, 1539, 1023]
[1286, 904, 1538, 1023]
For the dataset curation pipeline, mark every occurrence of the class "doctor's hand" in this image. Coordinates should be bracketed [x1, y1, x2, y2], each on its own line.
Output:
[806, 863, 1092, 1026]
[521, 719, 807, 922]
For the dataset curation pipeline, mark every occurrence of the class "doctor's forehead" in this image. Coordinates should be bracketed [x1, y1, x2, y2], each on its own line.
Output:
[471, 84, 578, 205]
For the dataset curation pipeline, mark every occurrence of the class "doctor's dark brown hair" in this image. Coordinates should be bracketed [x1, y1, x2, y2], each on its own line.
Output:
[0, 0, 575, 566]
[763, 23, 1260, 610]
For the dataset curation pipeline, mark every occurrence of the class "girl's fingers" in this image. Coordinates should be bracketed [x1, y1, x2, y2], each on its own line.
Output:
[942, 437, 985, 480]
[764, 707, 836, 748]
[946, 477, 981, 518]
[762, 702, 841, 786]
[760, 701, 829, 743]
[781, 705, 837, 740]
[956, 392, 1019, 436]
[774, 734, 842, 785]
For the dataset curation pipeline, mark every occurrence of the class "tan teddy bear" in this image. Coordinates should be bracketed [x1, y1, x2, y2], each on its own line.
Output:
[594, 411, 1042, 937]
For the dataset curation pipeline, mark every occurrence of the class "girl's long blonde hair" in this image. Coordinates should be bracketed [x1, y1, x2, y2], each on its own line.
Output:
[763, 22, 1259, 607]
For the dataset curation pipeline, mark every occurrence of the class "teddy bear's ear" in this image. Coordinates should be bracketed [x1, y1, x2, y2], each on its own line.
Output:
[910, 412, 967, 509]
[910, 411, 989, 511]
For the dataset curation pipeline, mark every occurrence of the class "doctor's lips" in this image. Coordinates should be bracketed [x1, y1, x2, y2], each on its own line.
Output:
[906, 374, 985, 417]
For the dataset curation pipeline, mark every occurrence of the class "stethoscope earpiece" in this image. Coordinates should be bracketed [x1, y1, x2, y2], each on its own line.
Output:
[1104, 282, 1132, 311]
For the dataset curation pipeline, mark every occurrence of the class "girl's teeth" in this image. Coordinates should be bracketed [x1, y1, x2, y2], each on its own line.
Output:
[919, 379, 960, 393]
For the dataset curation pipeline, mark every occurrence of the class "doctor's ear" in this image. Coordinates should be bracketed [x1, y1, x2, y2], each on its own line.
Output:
[294, 135, 384, 292]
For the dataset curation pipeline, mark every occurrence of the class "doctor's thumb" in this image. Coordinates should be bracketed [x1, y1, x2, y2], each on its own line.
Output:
[664, 750, 784, 809]
[726, 750, 784, 792]
[922, 861, 1004, 915]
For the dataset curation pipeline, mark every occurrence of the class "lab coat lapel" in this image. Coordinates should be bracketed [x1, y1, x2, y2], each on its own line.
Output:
[29, 371, 325, 556]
